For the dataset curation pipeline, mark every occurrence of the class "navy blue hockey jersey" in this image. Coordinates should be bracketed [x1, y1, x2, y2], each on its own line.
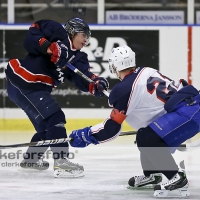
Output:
[5, 20, 94, 92]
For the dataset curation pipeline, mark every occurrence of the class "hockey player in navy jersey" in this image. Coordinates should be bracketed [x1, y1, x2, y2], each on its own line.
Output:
[69, 45, 200, 197]
[5, 18, 109, 178]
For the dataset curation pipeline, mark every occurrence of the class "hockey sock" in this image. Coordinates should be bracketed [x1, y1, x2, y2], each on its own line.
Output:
[45, 110, 69, 159]
[137, 126, 178, 179]
[24, 131, 49, 163]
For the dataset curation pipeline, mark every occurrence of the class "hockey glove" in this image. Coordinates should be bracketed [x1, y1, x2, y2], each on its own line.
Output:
[69, 127, 99, 148]
[89, 77, 109, 98]
[49, 41, 68, 68]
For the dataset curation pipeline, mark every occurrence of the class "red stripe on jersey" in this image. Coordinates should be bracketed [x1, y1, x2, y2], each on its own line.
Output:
[9, 59, 54, 86]
[39, 38, 47, 46]
[30, 23, 40, 29]
[127, 67, 146, 109]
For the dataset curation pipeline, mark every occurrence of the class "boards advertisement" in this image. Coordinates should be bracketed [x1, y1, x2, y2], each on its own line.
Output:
[0, 29, 159, 108]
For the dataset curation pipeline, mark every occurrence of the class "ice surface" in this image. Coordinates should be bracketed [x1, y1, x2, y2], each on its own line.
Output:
[0, 135, 199, 200]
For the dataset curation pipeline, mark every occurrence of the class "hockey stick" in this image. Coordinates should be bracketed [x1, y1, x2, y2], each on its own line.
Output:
[177, 139, 200, 152]
[0, 131, 136, 149]
[66, 62, 110, 97]
[114, 130, 200, 152]
[0, 130, 198, 151]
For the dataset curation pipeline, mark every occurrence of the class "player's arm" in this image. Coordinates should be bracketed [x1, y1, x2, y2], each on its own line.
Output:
[69, 87, 130, 148]
[24, 20, 69, 68]
[24, 20, 67, 55]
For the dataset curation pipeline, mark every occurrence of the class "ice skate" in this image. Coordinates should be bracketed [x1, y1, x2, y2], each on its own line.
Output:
[54, 157, 84, 178]
[128, 173, 162, 189]
[20, 157, 49, 170]
[154, 169, 190, 198]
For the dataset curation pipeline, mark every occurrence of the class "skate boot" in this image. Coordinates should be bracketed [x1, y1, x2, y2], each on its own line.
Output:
[20, 157, 49, 170]
[54, 157, 84, 178]
[128, 173, 162, 189]
[154, 169, 190, 197]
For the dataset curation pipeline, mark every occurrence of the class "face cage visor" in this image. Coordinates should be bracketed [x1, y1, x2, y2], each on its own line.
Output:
[108, 59, 117, 74]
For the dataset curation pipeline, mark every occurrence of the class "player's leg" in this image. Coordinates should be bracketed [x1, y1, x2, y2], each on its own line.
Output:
[20, 130, 50, 170]
[22, 94, 83, 177]
[43, 110, 84, 178]
[134, 126, 179, 188]
[147, 106, 200, 197]
[128, 152, 162, 189]
[6, 79, 84, 177]
[137, 126, 189, 197]
[151, 121, 191, 197]
[137, 126, 179, 178]
[7, 79, 50, 170]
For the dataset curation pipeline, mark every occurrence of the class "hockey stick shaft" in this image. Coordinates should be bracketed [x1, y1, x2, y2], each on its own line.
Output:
[117, 130, 199, 151]
[0, 131, 137, 149]
[0, 138, 71, 149]
[66, 62, 110, 97]
[0, 129, 197, 151]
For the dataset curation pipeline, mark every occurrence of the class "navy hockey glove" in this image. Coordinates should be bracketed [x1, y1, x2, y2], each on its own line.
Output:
[89, 77, 109, 98]
[49, 41, 68, 68]
[69, 127, 99, 148]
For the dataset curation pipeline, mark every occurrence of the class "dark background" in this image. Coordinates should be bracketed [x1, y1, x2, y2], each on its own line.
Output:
[0, 29, 159, 108]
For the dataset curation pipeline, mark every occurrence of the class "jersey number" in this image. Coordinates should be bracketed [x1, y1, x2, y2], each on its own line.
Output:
[147, 75, 177, 102]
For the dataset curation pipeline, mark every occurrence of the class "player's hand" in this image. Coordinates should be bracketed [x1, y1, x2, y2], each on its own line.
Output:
[69, 127, 99, 148]
[49, 41, 68, 68]
[89, 77, 109, 98]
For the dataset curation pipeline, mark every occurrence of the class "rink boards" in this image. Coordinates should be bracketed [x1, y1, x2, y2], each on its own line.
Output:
[0, 108, 133, 132]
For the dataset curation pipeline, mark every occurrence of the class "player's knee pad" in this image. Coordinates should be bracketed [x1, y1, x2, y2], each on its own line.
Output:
[30, 131, 47, 142]
[45, 110, 66, 128]
[45, 110, 68, 144]
[46, 125, 68, 150]
[137, 126, 169, 150]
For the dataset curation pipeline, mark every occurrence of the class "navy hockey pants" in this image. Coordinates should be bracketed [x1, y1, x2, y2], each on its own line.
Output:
[6, 79, 69, 162]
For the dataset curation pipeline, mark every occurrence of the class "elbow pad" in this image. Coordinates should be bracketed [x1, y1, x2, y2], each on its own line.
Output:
[110, 108, 126, 124]
[39, 38, 51, 54]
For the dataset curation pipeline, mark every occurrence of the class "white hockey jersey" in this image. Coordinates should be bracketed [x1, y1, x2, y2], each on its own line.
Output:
[91, 67, 179, 143]
[125, 67, 177, 130]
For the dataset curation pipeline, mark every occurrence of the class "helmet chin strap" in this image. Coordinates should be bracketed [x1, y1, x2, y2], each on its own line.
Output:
[115, 71, 122, 81]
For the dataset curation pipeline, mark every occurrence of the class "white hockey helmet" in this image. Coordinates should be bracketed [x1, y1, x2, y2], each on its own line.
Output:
[108, 45, 136, 74]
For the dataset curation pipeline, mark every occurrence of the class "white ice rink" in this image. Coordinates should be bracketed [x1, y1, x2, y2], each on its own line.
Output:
[0, 135, 199, 200]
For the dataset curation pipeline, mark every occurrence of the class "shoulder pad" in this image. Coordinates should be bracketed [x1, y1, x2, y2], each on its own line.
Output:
[109, 83, 125, 106]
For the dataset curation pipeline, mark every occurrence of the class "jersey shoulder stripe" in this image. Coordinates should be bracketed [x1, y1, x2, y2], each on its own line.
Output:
[127, 67, 146, 109]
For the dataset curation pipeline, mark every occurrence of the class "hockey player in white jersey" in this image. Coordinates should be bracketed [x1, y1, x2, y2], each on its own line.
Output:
[69, 45, 200, 197]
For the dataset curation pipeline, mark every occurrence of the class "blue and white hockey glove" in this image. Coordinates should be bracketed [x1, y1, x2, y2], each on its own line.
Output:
[49, 41, 68, 68]
[89, 77, 109, 98]
[69, 127, 99, 148]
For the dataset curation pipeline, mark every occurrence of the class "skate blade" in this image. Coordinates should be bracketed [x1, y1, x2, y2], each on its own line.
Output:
[127, 184, 155, 190]
[154, 188, 190, 198]
[54, 169, 84, 178]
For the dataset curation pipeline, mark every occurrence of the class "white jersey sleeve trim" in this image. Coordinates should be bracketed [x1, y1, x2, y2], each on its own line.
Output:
[90, 117, 122, 143]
